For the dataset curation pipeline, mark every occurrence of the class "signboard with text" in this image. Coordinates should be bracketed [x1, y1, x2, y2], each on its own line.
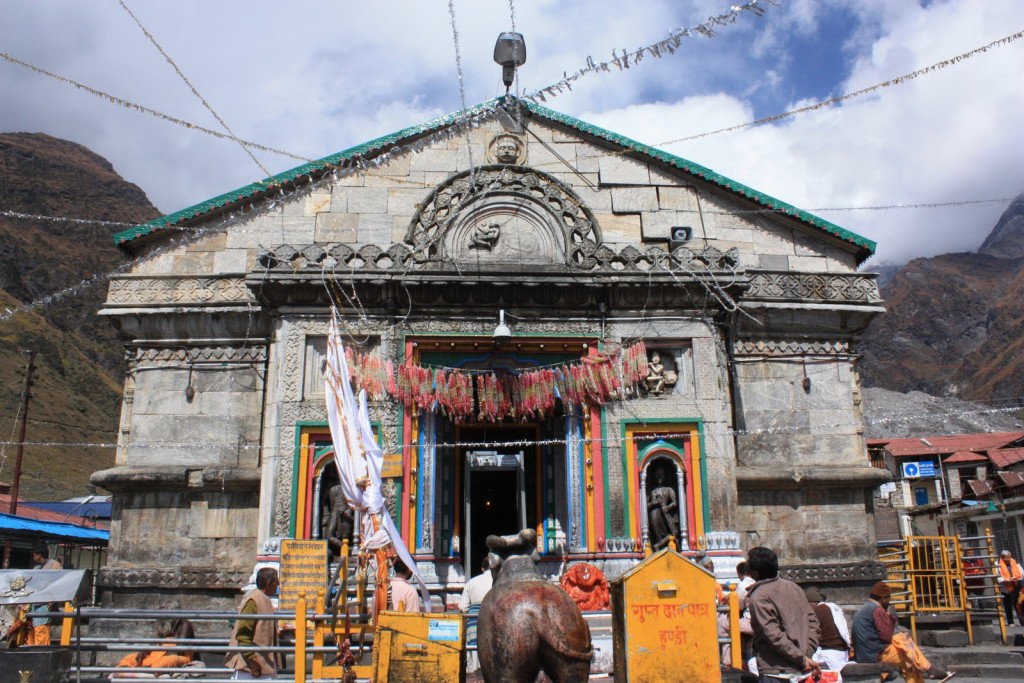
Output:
[279, 539, 328, 614]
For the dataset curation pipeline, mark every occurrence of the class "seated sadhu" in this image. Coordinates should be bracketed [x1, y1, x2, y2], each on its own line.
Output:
[113, 619, 203, 678]
[851, 582, 954, 683]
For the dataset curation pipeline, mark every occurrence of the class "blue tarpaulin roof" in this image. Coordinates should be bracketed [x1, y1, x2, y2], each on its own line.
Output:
[0, 513, 108, 543]
[20, 501, 112, 520]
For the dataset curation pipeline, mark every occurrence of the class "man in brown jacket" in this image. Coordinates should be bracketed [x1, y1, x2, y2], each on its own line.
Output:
[226, 568, 280, 679]
[746, 547, 821, 681]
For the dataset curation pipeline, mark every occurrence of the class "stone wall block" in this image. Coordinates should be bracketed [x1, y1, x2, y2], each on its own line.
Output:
[592, 212, 642, 245]
[305, 192, 332, 216]
[641, 210, 693, 242]
[194, 390, 262, 418]
[388, 187, 429, 217]
[129, 253, 176, 276]
[357, 213, 394, 245]
[714, 226, 753, 244]
[747, 221, 795, 254]
[131, 388, 201, 418]
[186, 233, 227, 253]
[409, 148, 459, 173]
[758, 254, 789, 270]
[226, 215, 280, 249]
[367, 154, 412, 177]
[526, 142, 576, 172]
[191, 493, 259, 538]
[329, 188, 349, 213]
[172, 253, 214, 274]
[575, 149, 601, 174]
[610, 187, 658, 213]
[347, 187, 389, 214]
[578, 187, 612, 212]
[214, 248, 252, 273]
[193, 368, 261, 393]
[135, 367, 191, 393]
[314, 212, 358, 243]
[649, 167, 686, 186]
[598, 155, 650, 185]
[281, 216, 315, 243]
[788, 255, 830, 271]
[825, 246, 858, 272]
[794, 231, 827, 257]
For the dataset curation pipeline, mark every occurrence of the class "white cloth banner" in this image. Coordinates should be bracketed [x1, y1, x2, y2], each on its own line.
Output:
[324, 311, 430, 608]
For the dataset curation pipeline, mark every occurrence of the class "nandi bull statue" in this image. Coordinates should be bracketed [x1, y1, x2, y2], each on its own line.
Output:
[477, 529, 593, 683]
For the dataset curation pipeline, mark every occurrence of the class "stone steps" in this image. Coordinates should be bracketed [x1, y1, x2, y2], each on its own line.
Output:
[925, 645, 1024, 679]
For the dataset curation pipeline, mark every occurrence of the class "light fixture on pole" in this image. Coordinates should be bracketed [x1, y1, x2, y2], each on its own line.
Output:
[493, 32, 527, 92]
[492, 309, 513, 346]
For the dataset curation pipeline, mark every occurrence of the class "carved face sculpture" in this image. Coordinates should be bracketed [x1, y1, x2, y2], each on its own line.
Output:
[494, 135, 523, 164]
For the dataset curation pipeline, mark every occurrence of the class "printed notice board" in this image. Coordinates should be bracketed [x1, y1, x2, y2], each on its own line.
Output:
[279, 539, 328, 614]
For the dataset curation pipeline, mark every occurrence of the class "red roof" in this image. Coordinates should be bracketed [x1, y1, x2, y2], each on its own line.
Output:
[0, 493, 95, 527]
[990, 448, 1024, 469]
[867, 432, 1024, 457]
[996, 471, 1024, 489]
[968, 480, 995, 496]
[946, 450, 990, 463]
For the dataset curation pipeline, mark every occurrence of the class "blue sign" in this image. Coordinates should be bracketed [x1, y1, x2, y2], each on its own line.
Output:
[428, 619, 461, 642]
[918, 461, 937, 477]
[902, 462, 920, 478]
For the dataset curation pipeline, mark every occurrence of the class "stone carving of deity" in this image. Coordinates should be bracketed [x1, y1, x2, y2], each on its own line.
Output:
[322, 483, 355, 559]
[647, 467, 680, 551]
[490, 134, 524, 165]
[469, 221, 501, 251]
[644, 350, 678, 396]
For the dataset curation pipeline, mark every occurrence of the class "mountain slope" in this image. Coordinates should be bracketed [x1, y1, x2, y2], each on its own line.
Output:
[859, 193, 1024, 403]
[0, 133, 160, 500]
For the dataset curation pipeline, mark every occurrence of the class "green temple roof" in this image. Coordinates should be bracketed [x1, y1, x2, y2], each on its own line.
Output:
[113, 97, 875, 260]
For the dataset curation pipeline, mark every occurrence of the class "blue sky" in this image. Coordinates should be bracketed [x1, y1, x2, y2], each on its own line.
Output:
[1, 0, 1022, 266]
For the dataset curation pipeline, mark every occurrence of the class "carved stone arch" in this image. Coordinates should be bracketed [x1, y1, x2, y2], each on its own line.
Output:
[405, 165, 602, 268]
[639, 449, 688, 551]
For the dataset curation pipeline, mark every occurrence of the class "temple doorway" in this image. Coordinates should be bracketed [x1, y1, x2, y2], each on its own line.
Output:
[454, 425, 542, 577]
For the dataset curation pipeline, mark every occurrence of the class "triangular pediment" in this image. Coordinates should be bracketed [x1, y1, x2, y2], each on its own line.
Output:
[114, 98, 874, 265]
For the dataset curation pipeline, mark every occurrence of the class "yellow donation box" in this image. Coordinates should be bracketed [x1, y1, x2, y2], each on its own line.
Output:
[611, 548, 720, 683]
[372, 611, 466, 682]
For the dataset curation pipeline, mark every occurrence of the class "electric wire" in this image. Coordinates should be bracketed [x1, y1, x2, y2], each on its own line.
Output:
[0, 51, 312, 163]
[117, 0, 273, 179]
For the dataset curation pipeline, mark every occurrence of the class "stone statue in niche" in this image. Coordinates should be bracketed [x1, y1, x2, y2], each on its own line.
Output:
[489, 133, 525, 165]
[468, 221, 501, 251]
[646, 463, 680, 551]
[645, 350, 678, 396]
[323, 483, 355, 559]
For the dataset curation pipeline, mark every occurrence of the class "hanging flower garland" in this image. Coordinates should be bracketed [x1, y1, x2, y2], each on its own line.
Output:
[342, 341, 648, 421]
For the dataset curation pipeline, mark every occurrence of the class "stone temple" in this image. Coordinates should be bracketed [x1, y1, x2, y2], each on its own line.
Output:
[92, 97, 887, 610]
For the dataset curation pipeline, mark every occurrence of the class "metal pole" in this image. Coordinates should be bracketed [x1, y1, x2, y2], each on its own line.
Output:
[3, 349, 36, 568]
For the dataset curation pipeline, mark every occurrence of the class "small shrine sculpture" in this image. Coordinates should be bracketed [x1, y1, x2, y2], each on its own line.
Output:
[644, 350, 678, 396]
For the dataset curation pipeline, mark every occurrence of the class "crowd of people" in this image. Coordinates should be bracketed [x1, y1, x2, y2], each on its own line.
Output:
[728, 545, 1024, 683]
[8, 536, 1021, 681]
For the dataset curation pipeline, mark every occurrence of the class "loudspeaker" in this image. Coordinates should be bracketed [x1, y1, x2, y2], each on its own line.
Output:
[669, 226, 693, 245]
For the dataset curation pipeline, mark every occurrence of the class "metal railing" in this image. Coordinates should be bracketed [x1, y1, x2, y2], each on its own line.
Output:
[876, 529, 1007, 644]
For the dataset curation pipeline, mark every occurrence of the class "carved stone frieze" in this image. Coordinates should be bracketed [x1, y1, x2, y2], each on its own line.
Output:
[781, 561, 885, 583]
[132, 345, 266, 364]
[733, 338, 853, 357]
[99, 567, 250, 590]
[747, 272, 880, 303]
[107, 277, 253, 306]
[255, 243, 742, 276]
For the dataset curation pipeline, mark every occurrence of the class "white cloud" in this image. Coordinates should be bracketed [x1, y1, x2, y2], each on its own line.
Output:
[0, 0, 1021, 266]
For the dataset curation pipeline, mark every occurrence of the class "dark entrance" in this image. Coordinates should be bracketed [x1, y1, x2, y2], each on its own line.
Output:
[467, 468, 522, 574]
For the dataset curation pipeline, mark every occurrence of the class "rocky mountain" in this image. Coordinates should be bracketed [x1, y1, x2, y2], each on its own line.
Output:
[862, 387, 1024, 439]
[858, 194, 1024, 406]
[0, 133, 160, 500]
